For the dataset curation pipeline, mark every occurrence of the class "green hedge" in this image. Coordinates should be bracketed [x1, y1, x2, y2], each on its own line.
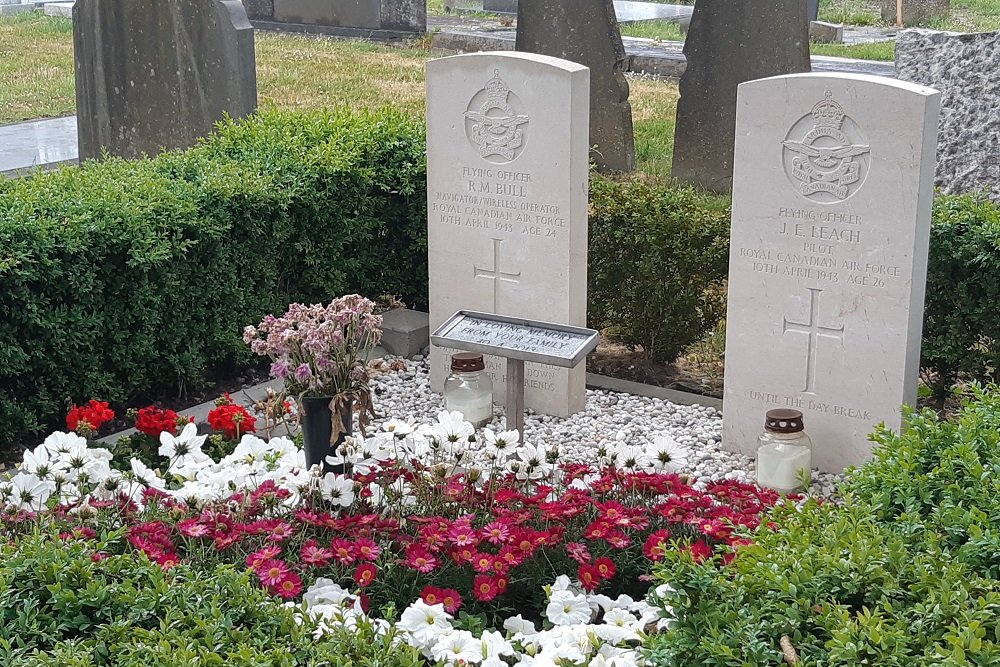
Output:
[645, 386, 1000, 666]
[589, 177, 731, 364]
[0, 533, 421, 666]
[0, 107, 427, 446]
[922, 194, 1000, 401]
[3, 105, 999, 448]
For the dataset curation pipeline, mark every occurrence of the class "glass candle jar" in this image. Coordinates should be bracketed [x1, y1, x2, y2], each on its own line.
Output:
[444, 352, 494, 428]
[756, 408, 812, 494]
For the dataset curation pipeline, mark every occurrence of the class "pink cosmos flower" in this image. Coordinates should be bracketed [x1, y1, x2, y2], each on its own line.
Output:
[353, 538, 381, 562]
[177, 518, 211, 538]
[300, 540, 334, 567]
[247, 546, 283, 572]
[330, 538, 356, 565]
[256, 559, 290, 587]
[404, 544, 440, 573]
[481, 521, 512, 545]
[566, 541, 592, 565]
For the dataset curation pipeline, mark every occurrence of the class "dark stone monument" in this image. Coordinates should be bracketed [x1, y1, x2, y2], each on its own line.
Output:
[671, 0, 810, 192]
[516, 0, 636, 172]
[74, 0, 257, 161]
[247, 0, 425, 38]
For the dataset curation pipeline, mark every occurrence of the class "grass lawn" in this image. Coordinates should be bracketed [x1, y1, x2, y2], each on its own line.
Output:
[820, 0, 1000, 29]
[0, 11, 681, 180]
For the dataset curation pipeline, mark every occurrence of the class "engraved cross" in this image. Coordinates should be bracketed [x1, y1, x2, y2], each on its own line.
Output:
[782, 288, 845, 393]
[474, 238, 521, 312]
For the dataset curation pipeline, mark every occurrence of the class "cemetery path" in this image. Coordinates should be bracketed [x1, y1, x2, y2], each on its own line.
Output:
[427, 17, 895, 79]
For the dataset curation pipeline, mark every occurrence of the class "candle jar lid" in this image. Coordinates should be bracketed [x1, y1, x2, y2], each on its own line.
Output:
[451, 352, 485, 372]
[765, 408, 804, 433]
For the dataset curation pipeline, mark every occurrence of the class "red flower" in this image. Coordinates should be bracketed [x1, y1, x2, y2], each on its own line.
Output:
[684, 539, 714, 564]
[354, 563, 378, 588]
[66, 399, 115, 433]
[471, 552, 495, 574]
[594, 556, 616, 581]
[472, 574, 500, 601]
[578, 563, 601, 592]
[177, 518, 211, 538]
[330, 538, 356, 565]
[440, 588, 464, 614]
[134, 406, 181, 438]
[448, 523, 479, 548]
[421, 585, 445, 606]
[643, 529, 672, 561]
[481, 520, 512, 545]
[206, 396, 256, 439]
[353, 538, 381, 562]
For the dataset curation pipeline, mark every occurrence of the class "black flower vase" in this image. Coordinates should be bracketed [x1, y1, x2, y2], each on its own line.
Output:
[300, 396, 353, 471]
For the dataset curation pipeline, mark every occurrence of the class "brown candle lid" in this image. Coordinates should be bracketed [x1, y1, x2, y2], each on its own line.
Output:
[765, 409, 804, 433]
[451, 352, 485, 372]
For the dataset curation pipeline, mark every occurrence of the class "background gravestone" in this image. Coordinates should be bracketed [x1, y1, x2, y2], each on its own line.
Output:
[881, 0, 950, 25]
[74, 0, 257, 161]
[516, 0, 634, 172]
[426, 51, 590, 417]
[723, 73, 940, 472]
[672, 0, 810, 192]
[896, 29, 1000, 202]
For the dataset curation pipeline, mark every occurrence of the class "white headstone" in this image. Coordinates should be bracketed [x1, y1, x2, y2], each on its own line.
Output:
[426, 52, 590, 417]
[723, 73, 940, 472]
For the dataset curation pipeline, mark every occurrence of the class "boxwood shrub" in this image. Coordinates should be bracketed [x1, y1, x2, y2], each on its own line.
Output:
[645, 385, 1000, 666]
[0, 107, 427, 447]
[588, 177, 731, 364]
[0, 532, 422, 666]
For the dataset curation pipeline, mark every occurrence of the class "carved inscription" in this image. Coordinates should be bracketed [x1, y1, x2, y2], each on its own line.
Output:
[431, 166, 566, 240]
[747, 390, 872, 421]
[735, 206, 903, 289]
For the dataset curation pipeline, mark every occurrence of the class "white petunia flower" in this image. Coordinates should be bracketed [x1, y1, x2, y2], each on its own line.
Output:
[318, 473, 355, 507]
[545, 590, 592, 626]
[481, 629, 515, 659]
[431, 629, 482, 663]
[502, 614, 538, 639]
[158, 423, 208, 467]
[482, 428, 520, 460]
[41, 431, 88, 454]
[399, 600, 452, 647]
[9, 472, 56, 511]
[21, 444, 56, 479]
[433, 410, 475, 444]
[645, 433, 690, 473]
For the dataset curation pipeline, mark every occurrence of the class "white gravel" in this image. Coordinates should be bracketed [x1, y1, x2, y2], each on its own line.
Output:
[368, 357, 843, 498]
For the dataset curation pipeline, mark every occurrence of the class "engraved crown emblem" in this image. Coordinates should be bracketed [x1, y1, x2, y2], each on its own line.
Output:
[810, 91, 846, 129]
[484, 69, 509, 102]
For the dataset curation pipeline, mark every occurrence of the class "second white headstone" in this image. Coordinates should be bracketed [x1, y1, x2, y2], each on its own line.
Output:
[426, 52, 590, 418]
[723, 73, 940, 472]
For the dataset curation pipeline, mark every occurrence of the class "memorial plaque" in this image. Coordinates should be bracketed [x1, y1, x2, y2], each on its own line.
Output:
[432, 311, 599, 366]
[722, 73, 940, 472]
[425, 52, 590, 418]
